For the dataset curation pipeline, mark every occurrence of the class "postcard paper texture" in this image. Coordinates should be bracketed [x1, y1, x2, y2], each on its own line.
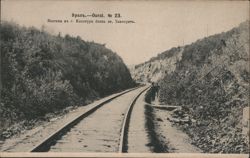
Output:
[0, 0, 249, 157]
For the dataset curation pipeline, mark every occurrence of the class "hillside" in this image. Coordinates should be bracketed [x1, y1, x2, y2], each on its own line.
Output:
[0, 21, 135, 138]
[132, 21, 249, 153]
[130, 47, 183, 83]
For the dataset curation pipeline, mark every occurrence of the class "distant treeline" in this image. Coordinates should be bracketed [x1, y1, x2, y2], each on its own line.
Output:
[135, 46, 182, 69]
[0, 22, 135, 132]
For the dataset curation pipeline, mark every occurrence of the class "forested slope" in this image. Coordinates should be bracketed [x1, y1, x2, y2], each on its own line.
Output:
[132, 21, 249, 153]
[159, 21, 249, 153]
[0, 22, 135, 138]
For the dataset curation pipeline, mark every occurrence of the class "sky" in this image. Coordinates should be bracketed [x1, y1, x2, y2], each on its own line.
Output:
[1, 0, 249, 66]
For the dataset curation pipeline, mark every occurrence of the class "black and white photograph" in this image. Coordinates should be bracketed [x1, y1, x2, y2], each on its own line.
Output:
[0, 0, 249, 157]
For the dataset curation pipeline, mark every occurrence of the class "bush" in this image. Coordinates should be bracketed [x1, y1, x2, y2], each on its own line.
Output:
[0, 21, 135, 135]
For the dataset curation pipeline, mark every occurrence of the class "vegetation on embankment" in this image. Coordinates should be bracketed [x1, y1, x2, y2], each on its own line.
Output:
[132, 21, 249, 153]
[159, 21, 249, 153]
[0, 21, 135, 139]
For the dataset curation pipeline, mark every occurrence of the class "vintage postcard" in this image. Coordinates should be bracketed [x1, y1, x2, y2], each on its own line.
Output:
[0, 0, 249, 157]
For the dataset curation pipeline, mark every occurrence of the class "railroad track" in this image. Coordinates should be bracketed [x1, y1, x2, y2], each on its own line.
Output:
[30, 85, 150, 152]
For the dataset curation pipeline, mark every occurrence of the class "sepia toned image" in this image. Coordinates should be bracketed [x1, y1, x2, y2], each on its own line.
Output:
[0, 0, 249, 157]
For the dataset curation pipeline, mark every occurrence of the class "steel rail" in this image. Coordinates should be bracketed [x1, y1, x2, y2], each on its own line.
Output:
[118, 85, 150, 153]
[30, 85, 143, 152]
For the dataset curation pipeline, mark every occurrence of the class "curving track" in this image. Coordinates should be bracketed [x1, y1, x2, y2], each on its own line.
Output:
[30, 85, 150, 152]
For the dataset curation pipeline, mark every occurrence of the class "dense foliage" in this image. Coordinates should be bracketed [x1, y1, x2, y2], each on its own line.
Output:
[159, 21, 249, 153]
[0, 22, 135, 136]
